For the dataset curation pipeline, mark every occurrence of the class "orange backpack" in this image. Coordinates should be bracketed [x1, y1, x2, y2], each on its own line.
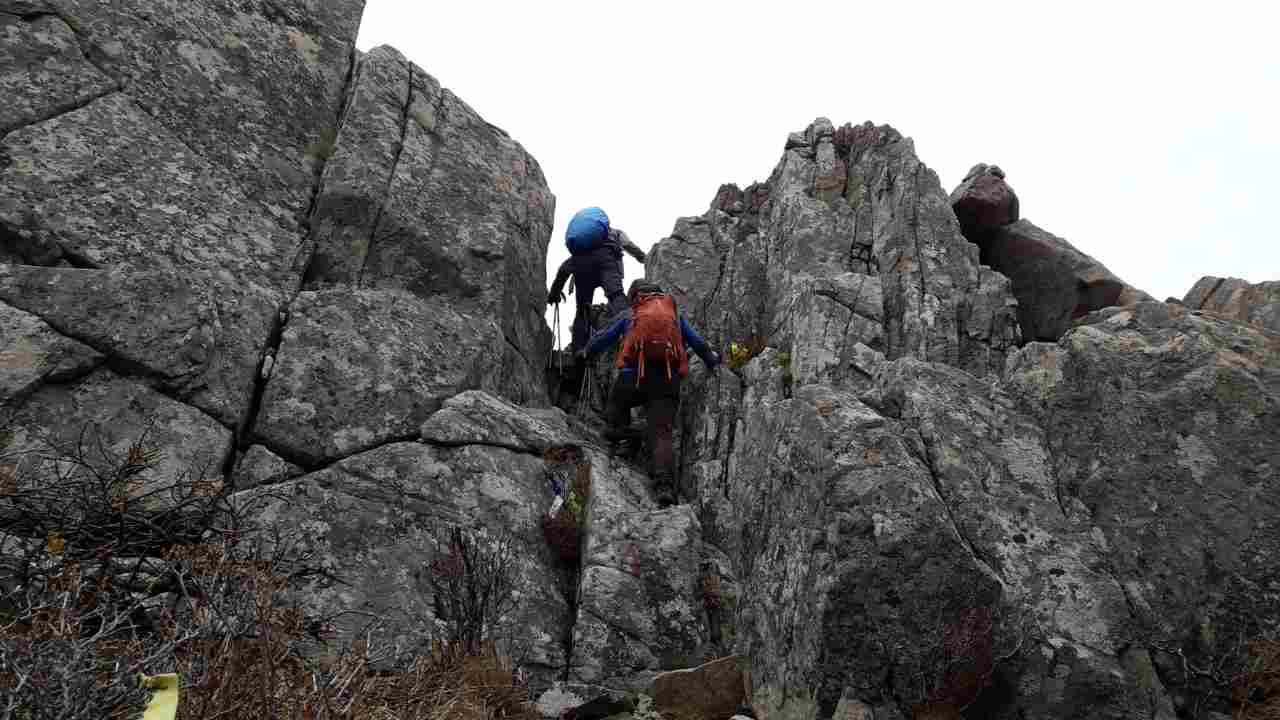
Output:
[616, 293, 690, 382]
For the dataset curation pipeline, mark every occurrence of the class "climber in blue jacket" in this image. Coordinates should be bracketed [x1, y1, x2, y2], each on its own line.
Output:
[548, 207, 647, 352]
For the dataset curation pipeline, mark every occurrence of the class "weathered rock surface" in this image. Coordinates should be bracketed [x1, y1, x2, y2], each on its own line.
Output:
[724, 379, 1006, 716]
[239, 390, 723, 692]
[0, 299, 101, 404]
[0, 10, 118, 135]
[4, 1, 1278, 715]
[2, 1, 578, 690]
[976, 219, 1152, 342]
[301, 43, 553, 404]
[653, 121, 1278, 719]
[43, 0, 362, 222]
[1183, 275, 1280, 333]
[948, 163, 1019, 236]
[5, 369, 232, 497]
[230, 444, 302, 490]
[946, 167, 1149, 343]
[0, 92, 306, 295]
[674, 301, 1276, 718]
[237, 437, 572, 683]
[568, 444, 714, 688]
[649, 119, 1021, 383]
[0, 265, 275, 427]
[253, 288, 515, 466]
[572, 502, 708, 687]
[420, 390, 576, 452]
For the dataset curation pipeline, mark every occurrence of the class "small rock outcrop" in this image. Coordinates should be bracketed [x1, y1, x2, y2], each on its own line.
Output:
[949, 163, 1020, 236]
[1183, 275, 1280, 333]
[649, 119, 1021, 383]
[979, 219, 1152, 341]
[947, 166, 1150, 341]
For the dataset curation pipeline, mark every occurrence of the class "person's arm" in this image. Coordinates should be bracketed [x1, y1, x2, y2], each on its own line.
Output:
[679, 316, 719, 368]
[585, 315, 630, 356]
[615, 229, 647, 264]
[548, 257, 573, 303]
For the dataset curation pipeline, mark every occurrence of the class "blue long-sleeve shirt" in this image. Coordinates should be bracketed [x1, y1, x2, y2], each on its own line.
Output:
[585, 311, 718, 373]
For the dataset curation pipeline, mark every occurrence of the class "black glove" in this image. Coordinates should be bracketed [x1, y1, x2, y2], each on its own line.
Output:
[547, 289, 564, 305]
[705, 351, 721, 369]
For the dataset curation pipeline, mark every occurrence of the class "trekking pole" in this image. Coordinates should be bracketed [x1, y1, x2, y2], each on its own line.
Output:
[553, 302, 562, 375]
[577, 361, 593, 419]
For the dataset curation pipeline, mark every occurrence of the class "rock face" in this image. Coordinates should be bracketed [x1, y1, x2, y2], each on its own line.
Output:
[1183, 276, 1280, 333]
[254, 44, 554, 467]
[947, 166, 1150, 342]
[3, 4, 1278, 717]
[1, 0, 371, 493]
[1, 1, 552, 484]
[979, 219, 1152, 342]
[649, 120, 1021, 384]
[650, 121, 1279, 719]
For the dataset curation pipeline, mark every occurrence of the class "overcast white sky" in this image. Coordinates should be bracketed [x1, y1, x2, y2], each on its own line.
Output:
[356, 0, 1278, 310]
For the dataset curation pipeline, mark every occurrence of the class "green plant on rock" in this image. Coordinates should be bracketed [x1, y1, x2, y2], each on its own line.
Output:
[541, 447, 591, 565]
[305, 126, 338, 162]
[633, 692, 664, 720]
[728, 335, 768, 371]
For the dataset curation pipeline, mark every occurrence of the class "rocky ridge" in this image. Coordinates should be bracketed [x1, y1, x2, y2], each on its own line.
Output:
[2, 2, 1277, 719]
[645, 122, 1278, 718]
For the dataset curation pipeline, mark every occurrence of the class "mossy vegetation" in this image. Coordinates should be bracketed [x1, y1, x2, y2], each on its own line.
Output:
[305, 126, 339, 162]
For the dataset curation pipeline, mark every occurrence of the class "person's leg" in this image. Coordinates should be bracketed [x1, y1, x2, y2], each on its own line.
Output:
[571, 302, 593, 352]
[604, 291, 628, 321]
[645, 375, 681, 506]
[604, 376, 642, 443]
[606, 376, 632, 428]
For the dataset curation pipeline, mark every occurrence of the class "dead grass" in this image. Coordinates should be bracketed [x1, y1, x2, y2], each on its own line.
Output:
[1235, 640, 1280, 719]
[0, 424, 537, 719]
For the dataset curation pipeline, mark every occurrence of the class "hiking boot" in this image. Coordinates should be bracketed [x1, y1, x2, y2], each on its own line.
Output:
[603, 426, 641, 443]
[653, 474, 677, 508]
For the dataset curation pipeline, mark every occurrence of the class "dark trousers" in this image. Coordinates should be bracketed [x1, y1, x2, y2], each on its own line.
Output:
[607, 371, 681, 484]
[571, 290, 628, 350]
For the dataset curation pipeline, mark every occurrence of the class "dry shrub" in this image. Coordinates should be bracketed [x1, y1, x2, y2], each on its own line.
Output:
[1235, 640, 1280, 719]
[910, 605, 997, 719]
[425, 526, 519, 657]
[0, 425, 536, 720]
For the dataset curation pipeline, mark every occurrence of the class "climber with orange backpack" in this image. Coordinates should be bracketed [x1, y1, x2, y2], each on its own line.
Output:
[579, 280, 720, 507]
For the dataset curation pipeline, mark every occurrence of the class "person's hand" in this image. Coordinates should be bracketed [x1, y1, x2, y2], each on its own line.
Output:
[575, 348, 588, 361]
[547, 290, 564, 305]
[706, 351, 721, 369]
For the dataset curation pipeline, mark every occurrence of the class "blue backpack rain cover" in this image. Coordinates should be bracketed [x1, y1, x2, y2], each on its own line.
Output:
[565, 207, 610, 255]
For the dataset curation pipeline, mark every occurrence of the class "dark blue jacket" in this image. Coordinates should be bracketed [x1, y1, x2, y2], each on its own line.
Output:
[585, 308, 719, 374]
[550, 229, 646, 304]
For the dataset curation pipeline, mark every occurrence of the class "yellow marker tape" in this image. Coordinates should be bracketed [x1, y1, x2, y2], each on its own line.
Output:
[138, 673, 179, 720]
